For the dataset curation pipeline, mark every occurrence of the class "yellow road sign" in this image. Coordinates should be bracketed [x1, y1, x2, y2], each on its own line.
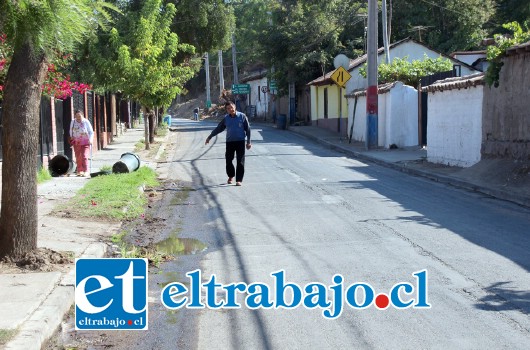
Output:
[330, 66, 351, 88]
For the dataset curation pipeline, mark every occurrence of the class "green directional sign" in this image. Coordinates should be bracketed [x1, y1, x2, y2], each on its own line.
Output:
[269, 80, 277, 91]
[232, 84, 250, 94]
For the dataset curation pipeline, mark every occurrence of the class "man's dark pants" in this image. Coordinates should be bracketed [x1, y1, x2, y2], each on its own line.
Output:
[225, 140, 246, 182]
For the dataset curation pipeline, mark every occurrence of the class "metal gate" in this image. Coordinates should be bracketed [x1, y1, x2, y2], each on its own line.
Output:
[39, 96, 53, 168]
[63, 97, 73, 160]
[55, 99, 65, 155]
[73, 91, 85, 113]
[86, 91, 94, 126]
[419, 67, 460, 146]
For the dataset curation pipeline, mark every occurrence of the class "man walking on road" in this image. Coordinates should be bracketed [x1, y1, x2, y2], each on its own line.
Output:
[205, 101, 252, 186]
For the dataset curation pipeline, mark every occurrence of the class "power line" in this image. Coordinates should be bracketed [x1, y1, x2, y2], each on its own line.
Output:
[416, 0, 461, 14]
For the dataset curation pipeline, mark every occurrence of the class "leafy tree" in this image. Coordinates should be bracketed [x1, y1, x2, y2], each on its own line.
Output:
[390, 0, 495, 53]
[238, 0, 366, 96]
[0, 33, 12, 100]
[492, 0, 530, 33]
[0, 0, 115, 259]
[359, 55, 453, 87]
[485, 21, 530, 87]
[168, 0, 234, 54]
[86, 0, 197, 147]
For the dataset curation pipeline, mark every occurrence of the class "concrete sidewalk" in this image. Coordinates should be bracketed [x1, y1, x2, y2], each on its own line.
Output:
[0, 120, 528, 350]
[287, 124, 530, 209]
[0, 127, 156, 350]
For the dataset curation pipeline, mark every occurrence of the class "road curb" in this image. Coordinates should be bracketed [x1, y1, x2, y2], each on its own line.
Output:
[4, 286, 74, 350]
[3, 243, 108, 350]
[293, 130, 530, 209]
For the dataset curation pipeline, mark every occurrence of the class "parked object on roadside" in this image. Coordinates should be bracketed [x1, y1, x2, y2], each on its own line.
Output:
[163, 114, 172, 126]
[112, 152, 141, 174]
[69, 110, 94, 177]
[48, 154, 76, 177]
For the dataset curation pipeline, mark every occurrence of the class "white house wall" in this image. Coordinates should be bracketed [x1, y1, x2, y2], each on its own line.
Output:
[348, 83, 418, 148]
[386, 83, 418, 147]
[348, 94, 367, 143]
[452, 53, 484, 67]
[427, 86, 483, 167]
[348, 93, 387, 147]
[247, 77, 269, 118]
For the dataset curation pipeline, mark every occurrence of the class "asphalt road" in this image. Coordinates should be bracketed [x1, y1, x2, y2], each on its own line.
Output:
[121, 118, 530, 349]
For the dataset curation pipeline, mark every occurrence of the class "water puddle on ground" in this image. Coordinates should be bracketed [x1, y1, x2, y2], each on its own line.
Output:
[156, 235, 207, 256]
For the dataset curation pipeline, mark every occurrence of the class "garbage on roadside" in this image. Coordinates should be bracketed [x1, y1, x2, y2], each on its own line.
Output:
[112, 152, 141, 174]
[48, 154, 76, 177]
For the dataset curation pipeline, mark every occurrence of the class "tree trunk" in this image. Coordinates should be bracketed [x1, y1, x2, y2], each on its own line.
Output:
[0, 40, 47, 259]
[111, 93, 117, 136]
[148, 112, 155, 144]
[142, 106, 150, 150]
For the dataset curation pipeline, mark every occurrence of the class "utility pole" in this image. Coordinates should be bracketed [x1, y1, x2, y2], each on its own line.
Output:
[231, 34, 241, 111]
[205, 53, 211, 108]
[382, 0, 390, 64]
[366, 0, 378, 149]
[218, 50, 224, 97]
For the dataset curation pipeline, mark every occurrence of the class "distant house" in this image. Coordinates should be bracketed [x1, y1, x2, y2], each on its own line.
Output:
[308, 37, 480, 138]
[239, 69, 270, 119]
[450, 50, 488, 72]
[239, 69, 311, 124]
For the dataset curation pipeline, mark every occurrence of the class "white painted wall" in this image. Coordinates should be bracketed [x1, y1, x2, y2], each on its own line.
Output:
[452, 53, 484, 67]
[427, 86, 483, 167]
[385, 83, 419, 148]
[347, 82, 418, 147]
[247, 77, 270, 118]
[348, 94, 367, 143]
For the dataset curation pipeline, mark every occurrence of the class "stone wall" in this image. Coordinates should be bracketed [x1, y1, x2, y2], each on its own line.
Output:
[482, 50, 530, 159]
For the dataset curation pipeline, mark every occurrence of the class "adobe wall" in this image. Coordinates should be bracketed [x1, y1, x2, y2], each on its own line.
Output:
[482, 52, 530, 159]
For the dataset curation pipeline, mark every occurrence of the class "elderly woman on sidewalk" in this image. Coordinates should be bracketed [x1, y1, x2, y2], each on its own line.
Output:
[69, 110, 94, 177]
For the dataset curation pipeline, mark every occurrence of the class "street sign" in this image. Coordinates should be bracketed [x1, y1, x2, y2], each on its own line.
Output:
[330, 66, 351, 88]
[231, 84, 250, 94]
[269, 80, 277, 93]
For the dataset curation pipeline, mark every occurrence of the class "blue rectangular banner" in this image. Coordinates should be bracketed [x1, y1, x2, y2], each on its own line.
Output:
[75, 258, 148, 330]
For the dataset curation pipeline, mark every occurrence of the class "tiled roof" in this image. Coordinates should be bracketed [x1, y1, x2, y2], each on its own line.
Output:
[421, 73, 485, 93]
[344, 82, 398, 98]
[505, 40, 530, 56]
[240, 69, 268, 83]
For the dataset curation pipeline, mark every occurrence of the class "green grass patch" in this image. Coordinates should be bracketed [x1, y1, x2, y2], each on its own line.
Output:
[156, 125, 168, 137]
[134, 139, 146, 153]
[59, 166, 158, 220]
[0, 329, 17, 345]
[100, 164, 112, 172]
[37, 166, 52, 184]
